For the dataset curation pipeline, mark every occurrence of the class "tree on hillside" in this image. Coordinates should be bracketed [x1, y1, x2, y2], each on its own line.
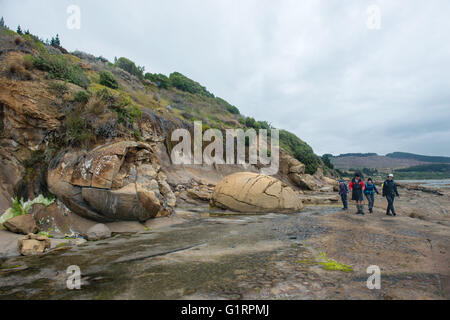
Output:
[0, 17, 5, 28]
[17, 25, 23, 35]
[50, 34, 61, 47]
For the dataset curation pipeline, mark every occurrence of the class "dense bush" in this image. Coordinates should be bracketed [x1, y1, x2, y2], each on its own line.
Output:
[48, 81, 69, 95]
[169, 72, 214, 97]
[215, 97, 240, 115]
[279, 129, 320, 174]
[238, 117, 271, 130]
[99, 70, 118, 89]
[73, 90, 90, 104]
[95, 89, 142, 126]
[32, 50, 89, 88]
[321, 154, 334, 169]
[114, 57, 144, 79]
[64, 111, 92, 146]
[144, 73, 171, 89]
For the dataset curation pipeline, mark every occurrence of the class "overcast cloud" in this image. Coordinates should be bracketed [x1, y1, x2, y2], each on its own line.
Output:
[1, 0, 449, 156]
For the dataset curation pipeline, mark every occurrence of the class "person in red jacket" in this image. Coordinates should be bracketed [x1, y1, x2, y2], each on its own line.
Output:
[349, 173, 366, 215]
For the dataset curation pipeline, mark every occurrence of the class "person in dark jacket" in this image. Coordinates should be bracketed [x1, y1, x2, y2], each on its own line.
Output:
[364, 178, 379, 213]
[382, 174, 400, 216]
[338, 179, 349, 210]
[349, 173, 365, 214]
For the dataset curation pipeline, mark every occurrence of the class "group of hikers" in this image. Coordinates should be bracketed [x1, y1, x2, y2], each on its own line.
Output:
[338, 173, 400, 216]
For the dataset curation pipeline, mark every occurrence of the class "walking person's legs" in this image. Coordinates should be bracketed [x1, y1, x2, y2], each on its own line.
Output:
[391, 197, 396, 216]
[365, 194, 371, 213]
[386, 195, 393, 216]
[341, 194, 348, 210]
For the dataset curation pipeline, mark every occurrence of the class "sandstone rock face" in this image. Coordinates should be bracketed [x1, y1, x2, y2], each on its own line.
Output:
[18, 233, 51, 256]
[279, 150, 306, 175]
[186, 186, 214, 202]
[3, 214, 39, 235]
[211, 172, 303, 213]
[86, 224, 111, 241]
[0, 63, 64, 212]
[47, 141, 176, 222]
[289, 173, 319, 191]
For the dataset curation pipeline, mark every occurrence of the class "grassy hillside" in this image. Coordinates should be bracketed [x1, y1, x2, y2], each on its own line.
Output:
[0, 22, 322, 174]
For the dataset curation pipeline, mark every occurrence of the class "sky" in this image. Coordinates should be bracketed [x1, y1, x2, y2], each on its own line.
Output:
[1, 0, 449, 156]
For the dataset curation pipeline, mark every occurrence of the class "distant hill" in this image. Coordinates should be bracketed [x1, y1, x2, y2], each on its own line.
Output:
[386, 152, 450, 164]
[329, 152, 450, 170]
[335, 153, 378, 158]
[330, 154, 424, 170]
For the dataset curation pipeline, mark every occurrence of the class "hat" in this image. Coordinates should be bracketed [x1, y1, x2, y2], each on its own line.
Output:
[339, 179, 344, 183]
[388, 174, 394, 178]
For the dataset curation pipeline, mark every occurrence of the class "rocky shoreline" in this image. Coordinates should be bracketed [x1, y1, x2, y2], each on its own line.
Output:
[0, 180, 448, 300]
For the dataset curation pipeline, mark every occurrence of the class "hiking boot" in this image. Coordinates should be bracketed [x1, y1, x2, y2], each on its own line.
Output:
[386, 212, 393, 216]
[369, 208, 373, 213]
[360, 206, 365, 215]
[392, 212, 397, 216]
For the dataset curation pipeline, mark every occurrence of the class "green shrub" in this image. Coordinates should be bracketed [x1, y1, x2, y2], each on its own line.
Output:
[65, 111, 91, 146]
[0, 195, 55, 226]
[93, 89, 142, 126]
[215, 97, 240, 114]
[279, 129, 320, 174]
[32, 51, 89, 88]
[73, 90, 90, 104]
[169, 72, 214, 97]
[48, 81, 69, 95]
[144, 73, 171, 89]
[127, 104, 142, 123]
[99, 70, 118, 89]
[114, 57, 144, 79]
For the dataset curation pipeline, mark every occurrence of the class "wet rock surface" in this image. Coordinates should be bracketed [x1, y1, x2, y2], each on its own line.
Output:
[0, 187, 448, 300]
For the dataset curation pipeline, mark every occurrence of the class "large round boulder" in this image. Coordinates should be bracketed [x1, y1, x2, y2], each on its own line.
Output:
[211, 172, 303, 213]
[47, 141, 176, 222]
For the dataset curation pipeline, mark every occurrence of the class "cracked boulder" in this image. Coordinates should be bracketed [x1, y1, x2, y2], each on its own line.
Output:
[47, 141, 176, 222]
[211, 172, 303, 213]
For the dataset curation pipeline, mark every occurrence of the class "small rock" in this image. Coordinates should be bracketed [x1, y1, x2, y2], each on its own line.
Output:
[86, 223, 111, 241]
[4, 214, 39, 235]
[18, 233, 51, 256]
